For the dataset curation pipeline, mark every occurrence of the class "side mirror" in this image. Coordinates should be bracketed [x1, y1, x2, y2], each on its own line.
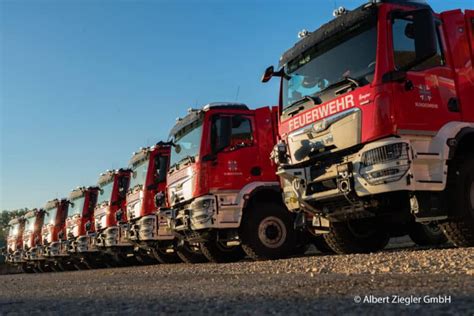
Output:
[115, 210, 123, 222]
[261, 66, 275, 83]
[154, 192, 166, 209]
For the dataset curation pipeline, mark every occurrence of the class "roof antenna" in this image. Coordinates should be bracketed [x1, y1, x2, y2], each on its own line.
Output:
[235, 85, 240, 101]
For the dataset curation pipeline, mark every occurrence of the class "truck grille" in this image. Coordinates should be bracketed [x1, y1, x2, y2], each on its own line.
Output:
[361, 143, 409, 167]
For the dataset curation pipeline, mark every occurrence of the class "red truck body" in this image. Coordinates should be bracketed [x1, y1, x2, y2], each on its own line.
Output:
[126, 143, 173, 242]
[263, 0, 474, 252]
[5, 217, 26, 264]
[94, 169, 131, 248]
[22, 209, 46, 261]
[167, 103, 298, 262]
[42, 199, 69, 257]
[65, 187, 99, 253]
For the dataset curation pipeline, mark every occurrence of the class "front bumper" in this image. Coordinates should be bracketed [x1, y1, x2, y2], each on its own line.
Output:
[44, 241, 70, 257]
[73, 234, 100, 253]
[129, 214, 174, 242]
[12, 250, 25, 263]
[279, 137, 447, 209]
[24, 246, 46, 261]
[170, 195, 218, 232]
[96, 225, 133, 248]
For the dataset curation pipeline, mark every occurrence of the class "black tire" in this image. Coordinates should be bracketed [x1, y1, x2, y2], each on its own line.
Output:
[239, 202, 296, 260]
[200, 239, 246, 263]
[408, 222, 447, 246]
[57, 260, 77, 271]
[440, 156, 474, 246]
[313, 235, 335, 254]
[135, 249, 158, 265]
[176, 242, 208, 264]
[323, 220, 390, 254]
[20, 263, 34, 273]
[151, 247, 181, 264]
[36, 261, 50, 272]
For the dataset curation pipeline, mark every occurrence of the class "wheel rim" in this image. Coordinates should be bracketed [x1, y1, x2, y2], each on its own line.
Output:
[470, 180, 474, 209]
[424, 222, 442, 235]
[258, 216, 286, 249]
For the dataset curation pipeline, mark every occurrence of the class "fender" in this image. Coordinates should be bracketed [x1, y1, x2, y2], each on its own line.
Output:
[235, 181, 282, 211]
[448, 126, 474, 159]
[210, 182, 282, 228]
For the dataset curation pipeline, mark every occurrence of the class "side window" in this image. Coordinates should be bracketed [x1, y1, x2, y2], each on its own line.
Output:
[230, 116, 253, 147]
[392, 18, 443, 70]
[118, 176, 129, 198]
[155, 155, 168, 183]
[211, 115, 253, 153]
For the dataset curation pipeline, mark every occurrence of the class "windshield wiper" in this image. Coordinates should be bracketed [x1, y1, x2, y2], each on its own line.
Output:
[127, 184, 142, 193]
[321, 76, 362, 96]
[178, 155, 195, 166]
[169, 155, 195, 173]
[285, 95, 322, 116]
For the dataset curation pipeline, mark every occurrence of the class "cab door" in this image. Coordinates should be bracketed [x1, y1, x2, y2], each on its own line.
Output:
[389, 11, 461, 132]
[206, 113, 257, 191]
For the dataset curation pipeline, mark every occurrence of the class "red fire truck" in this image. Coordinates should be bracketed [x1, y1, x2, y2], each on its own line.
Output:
[126, 143, 183, 263]
[262, 0, 474, 253]
[42, 199, 74, 270]
[65, 186, 104, 269]
[22, 208, 48, 272]
[166, 103, 301, 262]
[3, 216, 26, 270]
[93, 169, 138, 265]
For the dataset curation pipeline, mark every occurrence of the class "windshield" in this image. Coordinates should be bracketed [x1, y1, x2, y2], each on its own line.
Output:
[98, 180, 114, 205]
[170, 119, 203, 167]
[8, 223, 20, 237]
[283, 23, 377, 109]
[44, 208, 57, 226]
[130, 159, 149, 190]
[68, 196, 85, 217]
[25, 216, 35, 232]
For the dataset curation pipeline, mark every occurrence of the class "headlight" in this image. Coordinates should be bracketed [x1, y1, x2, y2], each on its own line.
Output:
[360, 143, 410, 185]
[361, 143, 408, 167]
[196, 198, 214, 210]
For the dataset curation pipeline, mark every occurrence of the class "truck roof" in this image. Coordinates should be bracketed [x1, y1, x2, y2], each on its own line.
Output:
[44, 199, 59, 210]
[169, 102, 250, 138]
[8, 217, 21, 226]
[279, 0, 430, 67]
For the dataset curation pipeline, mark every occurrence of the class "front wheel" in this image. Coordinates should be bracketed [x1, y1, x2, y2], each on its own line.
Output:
[440, 157, 474, 246]
[239, 202, 296, 260]
[312, 235, 335, 254]
[408, 222, 447, 246]
[323, 220, 390, 254]
[176, 242, 208, 264]
[151, 247, 181, 264]
[200, 239, 246, 263]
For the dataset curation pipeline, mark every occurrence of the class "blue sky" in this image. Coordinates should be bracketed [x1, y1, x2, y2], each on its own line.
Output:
[0, 0, 471, 210]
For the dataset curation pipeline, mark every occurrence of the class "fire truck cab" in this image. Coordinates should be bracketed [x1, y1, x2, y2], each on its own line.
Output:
[166, 103, 298, 262]
[262, 0, 474, 253]
[126, 143, 181, 263]
[66, 186, 103, 269]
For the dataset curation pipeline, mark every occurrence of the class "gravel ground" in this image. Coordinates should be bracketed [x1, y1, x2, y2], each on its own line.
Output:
[0, 247, 473, 315]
